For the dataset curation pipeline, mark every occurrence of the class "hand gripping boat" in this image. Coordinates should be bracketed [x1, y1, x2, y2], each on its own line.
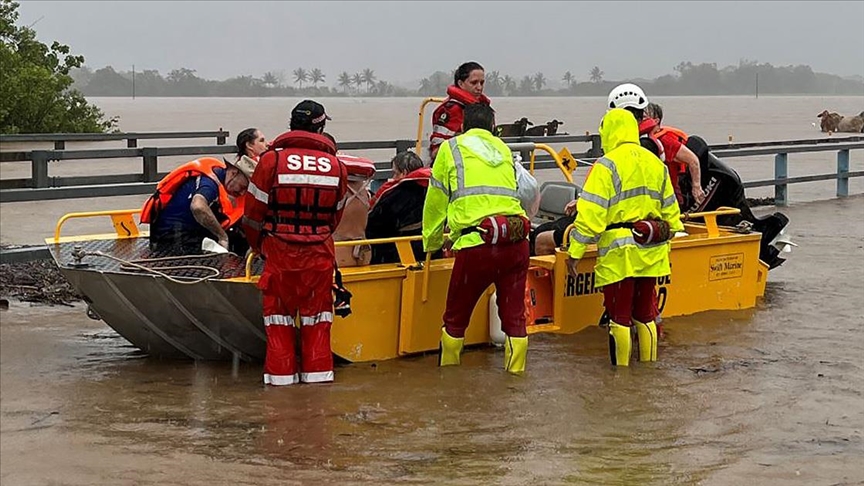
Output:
[47, 156, 769, 363]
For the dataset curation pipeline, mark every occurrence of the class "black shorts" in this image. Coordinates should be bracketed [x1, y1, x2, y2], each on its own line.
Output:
[530, 216, 573, 256]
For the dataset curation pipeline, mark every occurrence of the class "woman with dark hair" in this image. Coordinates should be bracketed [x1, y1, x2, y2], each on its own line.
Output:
[235, 127, 268, 162]
[366, 151, 432, 264]
[428, 61, 491, 161]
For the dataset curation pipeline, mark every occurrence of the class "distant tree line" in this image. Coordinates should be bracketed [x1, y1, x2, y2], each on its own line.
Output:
[72, 61, 863, 98]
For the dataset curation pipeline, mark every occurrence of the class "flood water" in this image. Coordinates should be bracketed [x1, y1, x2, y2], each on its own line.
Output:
[2, 196, 863, 485]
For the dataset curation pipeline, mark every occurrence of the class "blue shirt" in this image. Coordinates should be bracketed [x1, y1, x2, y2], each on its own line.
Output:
[151, 167, 226, 240]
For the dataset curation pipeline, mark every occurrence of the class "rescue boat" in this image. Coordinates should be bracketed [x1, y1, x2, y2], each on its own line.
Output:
[43, 99, 780, 362]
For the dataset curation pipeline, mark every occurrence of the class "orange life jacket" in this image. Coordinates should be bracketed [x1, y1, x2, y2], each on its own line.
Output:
[655, 126, 690, 175]
[140, 157, 242, 229]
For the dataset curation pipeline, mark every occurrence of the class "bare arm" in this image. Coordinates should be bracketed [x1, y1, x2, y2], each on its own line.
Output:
[675, 144, 705, 203]
[190, 194, 229, 247]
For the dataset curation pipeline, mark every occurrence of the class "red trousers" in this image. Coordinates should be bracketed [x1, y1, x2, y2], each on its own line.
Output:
[602, 277, 658, 326]
[443, 240, 529, 338]
[259, 237, 336, 385]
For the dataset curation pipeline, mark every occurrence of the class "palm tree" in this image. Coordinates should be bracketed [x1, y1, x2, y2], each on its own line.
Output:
[519, 75, 535, 94]
[337, 71, 352, 93]
[293, 67, 308, 88]
[562, 70, 574, 88]
[502, 75, 516, 96]
[361, 68, 376, 93]
[262, 71, 280, 88]
[533, 72, 547, 91]
[351, 72, 363, 94]
[589, 66, 604, 83]
[310, 68, 325, 87]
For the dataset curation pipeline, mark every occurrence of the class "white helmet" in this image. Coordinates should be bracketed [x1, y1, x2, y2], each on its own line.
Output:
[607, 83, 648, 110]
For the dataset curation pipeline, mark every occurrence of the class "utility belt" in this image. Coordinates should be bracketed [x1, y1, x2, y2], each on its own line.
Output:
[462, 215, 530, 245]
[606, 219, 671, 245]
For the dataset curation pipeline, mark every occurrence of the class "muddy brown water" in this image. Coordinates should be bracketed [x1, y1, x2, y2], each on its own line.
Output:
[1, 196, 862, 485]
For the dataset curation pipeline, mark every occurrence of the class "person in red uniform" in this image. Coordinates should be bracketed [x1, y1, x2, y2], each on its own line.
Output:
[243, 100, 348, 386]
[428, 61, 491, 161]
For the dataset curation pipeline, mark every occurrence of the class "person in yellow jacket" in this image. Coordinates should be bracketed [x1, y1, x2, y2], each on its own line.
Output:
[566, 106, 684, 367]
[422, 103, 531, 374]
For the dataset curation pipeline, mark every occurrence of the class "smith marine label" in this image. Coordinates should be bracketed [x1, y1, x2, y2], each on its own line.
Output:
[709, 253, 744, 281]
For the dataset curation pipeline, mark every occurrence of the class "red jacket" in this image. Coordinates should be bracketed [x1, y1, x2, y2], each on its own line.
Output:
[429, 85, 491, 160]
[243, 131, 348, 251]
[370, 167, 432, 208]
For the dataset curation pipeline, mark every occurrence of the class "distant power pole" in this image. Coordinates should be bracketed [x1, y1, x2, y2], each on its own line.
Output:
[132, 64, 136, 100]
[755, 72, 759, 99]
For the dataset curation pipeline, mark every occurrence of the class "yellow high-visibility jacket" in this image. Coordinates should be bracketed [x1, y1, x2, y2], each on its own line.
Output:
[568, 108, 684, 287]
[423, 128, 526, 252]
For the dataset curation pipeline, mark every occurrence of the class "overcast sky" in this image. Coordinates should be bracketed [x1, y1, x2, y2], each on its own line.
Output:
[17, 1, 864, 86]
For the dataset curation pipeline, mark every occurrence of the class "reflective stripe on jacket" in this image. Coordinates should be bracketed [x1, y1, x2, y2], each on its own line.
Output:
[422, 128, 526, 252]
[568, 108, 684, 287]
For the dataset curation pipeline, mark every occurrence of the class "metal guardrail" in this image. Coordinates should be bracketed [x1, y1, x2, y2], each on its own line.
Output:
[0, 130, 229, 152]
[0, 134, 602, 202]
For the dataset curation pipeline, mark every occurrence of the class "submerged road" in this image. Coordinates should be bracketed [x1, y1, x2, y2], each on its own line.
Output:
[1, 196, 862, 486]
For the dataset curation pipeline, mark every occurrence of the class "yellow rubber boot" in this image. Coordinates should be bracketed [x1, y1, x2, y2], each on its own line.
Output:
[634, 320, 658, 362]
[504, 336, 528, 374]
[608, 322, 632, 367]
[439, 328, 464, 366]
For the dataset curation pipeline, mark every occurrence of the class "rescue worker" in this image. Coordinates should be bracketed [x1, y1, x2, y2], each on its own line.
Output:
[566, 105, 683, 367]
[367, 151, 432, 264]
[423, 103, 531, 374]
[429, 61, 491, 161]
[243, 100, 348, 386]
[141, 155, 256, 255]
[640, 102, 706, 207]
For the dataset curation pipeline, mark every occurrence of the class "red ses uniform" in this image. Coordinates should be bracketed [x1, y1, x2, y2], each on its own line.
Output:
[429, 85, 491, 160]
[243, 130, 348, 386]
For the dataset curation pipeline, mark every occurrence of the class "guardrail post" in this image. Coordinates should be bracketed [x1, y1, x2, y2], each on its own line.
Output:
[395, 139, 413, 155]
[142, 147, 158, 182]
[216, 131, 227, 145]
[837, 149, 849, 198]
[53, 140, 65, 150]
[774, 152, 788, 206]
[31, 150, 50, 188]
[590, 134, 603, 158]
[127, 138, 138, 148]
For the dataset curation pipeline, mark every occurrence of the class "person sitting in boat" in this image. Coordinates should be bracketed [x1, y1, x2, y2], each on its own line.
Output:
[530, 200, 578, 256]
[423, 102, 531, 374]
[366, 151, 432, 264]
[639, 102, 706, 207]
[429, 61, 491, 162]
[333, 153, 376, 267]
[140, 155, 257, 255]
[223, 128, 270, 255]
[243, 99, 348, 386]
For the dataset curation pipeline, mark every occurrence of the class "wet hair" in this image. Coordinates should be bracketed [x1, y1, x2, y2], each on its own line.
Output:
[645, 102, 663, 123]
[391, 151, 423, 175]
[624, 106, 644, 122]
[454, 61, 484, 85]
[463, 103, 496, 132]
[236, 128, 259, 159]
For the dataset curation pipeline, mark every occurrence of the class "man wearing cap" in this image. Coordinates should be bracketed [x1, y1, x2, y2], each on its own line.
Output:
[243, 100, 349, 386]
[141, 154, 256, 255]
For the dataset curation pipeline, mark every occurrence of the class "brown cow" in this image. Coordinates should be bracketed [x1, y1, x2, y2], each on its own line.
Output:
[837, 112, 864, 133]
[817, 110, 842, 132]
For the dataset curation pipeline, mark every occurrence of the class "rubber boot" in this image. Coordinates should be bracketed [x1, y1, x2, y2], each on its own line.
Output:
[634, 320, 658, 362]
[439, 327, 464, 366]
[608, 322, 632, 367]
[504, 336, 528, 374]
